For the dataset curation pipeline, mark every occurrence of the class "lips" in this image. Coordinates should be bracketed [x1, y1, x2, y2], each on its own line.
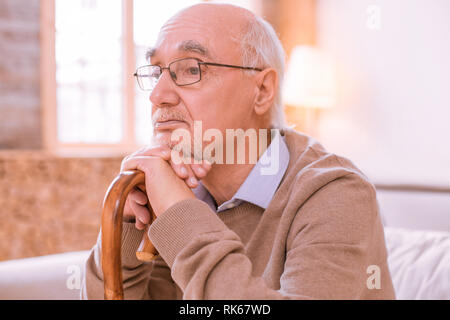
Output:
[153, 119, 187, 130]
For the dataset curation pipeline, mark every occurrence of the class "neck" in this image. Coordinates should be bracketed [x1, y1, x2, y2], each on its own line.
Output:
[200, 163, 252, 206]
[200, 128, 272, 206]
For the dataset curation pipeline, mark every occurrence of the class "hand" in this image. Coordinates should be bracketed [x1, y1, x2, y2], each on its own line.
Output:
[121, 145, 212, 230]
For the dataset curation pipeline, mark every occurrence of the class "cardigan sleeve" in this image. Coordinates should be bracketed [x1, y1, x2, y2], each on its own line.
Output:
[81, 222, 179, 299]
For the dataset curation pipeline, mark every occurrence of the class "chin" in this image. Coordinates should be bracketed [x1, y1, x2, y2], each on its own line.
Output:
[151, 131, 187, 150]
[151, 131, 172, 148]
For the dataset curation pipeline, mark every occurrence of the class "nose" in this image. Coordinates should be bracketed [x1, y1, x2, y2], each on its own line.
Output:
[149, 68, 180, 108]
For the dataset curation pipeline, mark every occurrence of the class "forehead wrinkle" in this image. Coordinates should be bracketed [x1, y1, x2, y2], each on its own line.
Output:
[145, 39, 211, 63]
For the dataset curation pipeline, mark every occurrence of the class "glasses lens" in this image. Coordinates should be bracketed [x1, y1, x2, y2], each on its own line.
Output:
[169, 58, 201, 86]
[135, 65, 160, 91]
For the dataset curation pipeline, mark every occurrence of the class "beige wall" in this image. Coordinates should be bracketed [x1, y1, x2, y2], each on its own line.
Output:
[261, 0, 317, 131]
[261, 0, 315, 56]
[316, 0, 450, 186]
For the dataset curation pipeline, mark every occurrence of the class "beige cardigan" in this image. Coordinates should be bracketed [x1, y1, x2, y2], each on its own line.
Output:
[82, 129, 395, 299]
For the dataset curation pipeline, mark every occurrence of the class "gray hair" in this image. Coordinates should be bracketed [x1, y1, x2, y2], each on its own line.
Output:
[240, 15, 287, 129]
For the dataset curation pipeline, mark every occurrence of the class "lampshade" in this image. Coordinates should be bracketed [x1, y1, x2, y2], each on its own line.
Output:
[283, 45, 335, 109]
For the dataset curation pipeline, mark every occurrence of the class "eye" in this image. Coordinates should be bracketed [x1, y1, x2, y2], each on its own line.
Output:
[170, 71, 177, 80]
[150, 67, 162, 78]
[187, 66, 200, 75]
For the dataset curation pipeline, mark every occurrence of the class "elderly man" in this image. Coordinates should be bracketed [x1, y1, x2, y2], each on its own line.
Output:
[82, 3, 395, 299]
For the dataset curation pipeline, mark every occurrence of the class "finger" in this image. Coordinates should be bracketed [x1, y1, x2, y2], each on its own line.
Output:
[190, 163, 208, 179]
[121, 156, 184, 200]
[171, 161, 198, 188]
[168, 161, 197, 189]
[130, 144, 171, 158]
[185, 176, 199, 188]
[135, 218, 146, 231]
[169, 161, 190, 180]
[121, 146, 171, 171]
[129, 188, 148, 206]
[130, 200, 151, 225]
[201, 159, 212, 171]
[187, 159, 212, 184]
[123, 197, 135, 222]
[138, 145, 171, 159]
[121, 155, 159, 174]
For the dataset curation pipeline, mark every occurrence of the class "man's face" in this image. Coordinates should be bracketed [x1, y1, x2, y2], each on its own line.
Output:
[148, 5, 258, 154]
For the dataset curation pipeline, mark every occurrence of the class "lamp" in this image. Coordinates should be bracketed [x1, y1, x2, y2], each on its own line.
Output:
[283, 45, 335, 137]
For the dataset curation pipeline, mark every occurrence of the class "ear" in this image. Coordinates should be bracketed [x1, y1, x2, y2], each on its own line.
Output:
[253, 68, 278, 116]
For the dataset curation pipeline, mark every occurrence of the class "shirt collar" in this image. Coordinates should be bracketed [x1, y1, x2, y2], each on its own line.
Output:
[193, 130, 290, 213]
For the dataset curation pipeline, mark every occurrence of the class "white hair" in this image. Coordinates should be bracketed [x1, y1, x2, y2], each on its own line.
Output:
[240, 14, 287, 129]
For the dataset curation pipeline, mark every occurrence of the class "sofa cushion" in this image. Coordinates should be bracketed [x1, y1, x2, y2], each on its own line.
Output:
[385, 227, 450, 299]
[0, 250, 89, 300]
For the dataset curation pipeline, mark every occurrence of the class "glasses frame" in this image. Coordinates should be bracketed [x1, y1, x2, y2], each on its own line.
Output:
[133, 57, 263, 91]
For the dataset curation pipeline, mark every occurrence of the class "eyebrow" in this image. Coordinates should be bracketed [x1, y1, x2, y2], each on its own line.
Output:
[145, 40, 210, 62]
[178, 40, 210, 57]
[145, 47, 157, 61]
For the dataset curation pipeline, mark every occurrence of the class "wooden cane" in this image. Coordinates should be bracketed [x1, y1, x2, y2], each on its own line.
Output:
[101, 170, 158, 300]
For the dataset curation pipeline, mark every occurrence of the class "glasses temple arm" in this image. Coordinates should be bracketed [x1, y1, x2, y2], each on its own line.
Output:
[199, 62, 262, 72]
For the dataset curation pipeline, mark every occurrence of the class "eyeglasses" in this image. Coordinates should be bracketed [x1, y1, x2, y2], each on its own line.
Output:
[134, 57, 263, 91]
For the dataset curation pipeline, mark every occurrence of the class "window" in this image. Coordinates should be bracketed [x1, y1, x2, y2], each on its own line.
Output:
[41, 0, 255, 155]
[55, 0, 123, 144]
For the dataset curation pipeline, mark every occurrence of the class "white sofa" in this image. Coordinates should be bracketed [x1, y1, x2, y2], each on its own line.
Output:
[1, 186, 449, 300]
[377, 187, 450, 299]
[0, 250, 88, 300]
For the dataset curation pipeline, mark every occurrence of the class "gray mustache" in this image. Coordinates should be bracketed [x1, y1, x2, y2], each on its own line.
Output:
[152, 110, 188, 124]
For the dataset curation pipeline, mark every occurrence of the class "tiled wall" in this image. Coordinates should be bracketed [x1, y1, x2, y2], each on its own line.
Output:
[0, 151, 123, 261]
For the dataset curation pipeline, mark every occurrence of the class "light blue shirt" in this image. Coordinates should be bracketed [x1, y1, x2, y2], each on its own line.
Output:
[193, 130, 290, 212]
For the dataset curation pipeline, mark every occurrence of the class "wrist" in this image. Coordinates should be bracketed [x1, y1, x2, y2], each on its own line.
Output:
[123, 216, 136, 223]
